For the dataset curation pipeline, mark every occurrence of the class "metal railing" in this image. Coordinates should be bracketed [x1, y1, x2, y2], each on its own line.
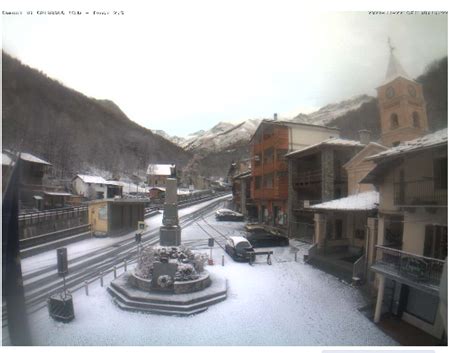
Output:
[20, 224, 91, 248]
[352, 254, 366, 280]
[19, 206, 88, 222]
[373, 245, 445, 286]
[394, 179, 447, 206]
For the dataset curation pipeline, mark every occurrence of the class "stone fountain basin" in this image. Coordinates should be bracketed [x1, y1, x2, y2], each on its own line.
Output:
[129, 270, 211, 294]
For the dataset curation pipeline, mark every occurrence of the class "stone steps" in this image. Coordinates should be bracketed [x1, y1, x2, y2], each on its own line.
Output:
[107, 273, 227, 316]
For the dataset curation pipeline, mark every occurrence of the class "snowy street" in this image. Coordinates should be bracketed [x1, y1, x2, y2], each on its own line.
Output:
[24, 207, 397, 346]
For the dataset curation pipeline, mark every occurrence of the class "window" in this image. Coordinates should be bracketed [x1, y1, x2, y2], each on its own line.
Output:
[263, 173, 273, 188]
[254, 176, 262, 190]
[335, 219, 343, 239]
[412, 111, 420, 127]
[254, 154, 261, 166]
[384, 215, 403, 246]
[98, 206, 107, 220]
[390, 113, 399, 129]
[424, 225, 447, 260]
[276, 149, 287, 160]
[263, 148, 274, 165]
[433, 157, 448, 190]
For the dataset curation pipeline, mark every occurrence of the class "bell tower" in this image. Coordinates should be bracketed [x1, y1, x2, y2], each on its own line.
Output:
[377, 39, 429, 147]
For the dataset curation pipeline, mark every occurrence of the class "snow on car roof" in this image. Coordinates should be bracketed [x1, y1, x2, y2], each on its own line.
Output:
[216, 208, 234, 213]
[229, 236, 250, 244]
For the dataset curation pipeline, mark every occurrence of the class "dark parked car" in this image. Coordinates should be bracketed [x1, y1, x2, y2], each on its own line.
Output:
[225, 236, 255, 261]
[244, 225, 289, 247]
[215, 208, 244, 221]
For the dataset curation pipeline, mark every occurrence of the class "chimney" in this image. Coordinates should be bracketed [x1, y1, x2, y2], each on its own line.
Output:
[358, 130, 371, 145]
[273, 113, 278, 121]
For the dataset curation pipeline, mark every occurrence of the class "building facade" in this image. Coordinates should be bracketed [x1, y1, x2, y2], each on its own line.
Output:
[286, 137, 365, 240]
[72, 174, 123, 200]
[250, 119, 339, 228]
[364, 129, 447, 340]
[146, 164, 175, 187]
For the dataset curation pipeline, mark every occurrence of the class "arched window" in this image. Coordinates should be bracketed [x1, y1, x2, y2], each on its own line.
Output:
[390, 113, 399, 129]
[412, 111, 420, 127]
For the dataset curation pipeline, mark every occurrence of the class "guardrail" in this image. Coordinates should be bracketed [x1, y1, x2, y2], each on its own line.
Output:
[19, 206, 88, 222]
[20, 224, 91, 249]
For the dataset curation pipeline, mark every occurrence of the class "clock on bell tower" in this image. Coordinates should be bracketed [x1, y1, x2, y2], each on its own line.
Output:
[376, 39, 429, 147]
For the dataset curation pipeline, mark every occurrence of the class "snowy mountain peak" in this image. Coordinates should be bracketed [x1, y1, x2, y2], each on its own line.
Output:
[209, 121, 235, 134]
[292, 94, 374, 126]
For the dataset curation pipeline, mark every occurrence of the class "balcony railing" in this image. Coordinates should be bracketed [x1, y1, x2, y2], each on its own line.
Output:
[293, 170, 322, 186]
[372, 245, 446, 290]
[253, 186, 288, 200]
[394, 179, 447, 207]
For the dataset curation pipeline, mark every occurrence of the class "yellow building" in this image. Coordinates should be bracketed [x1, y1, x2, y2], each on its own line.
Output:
[89, 198, 148, 236]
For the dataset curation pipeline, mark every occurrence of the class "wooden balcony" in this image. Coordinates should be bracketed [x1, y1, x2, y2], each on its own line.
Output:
[293, 170, 322, 188]
[253, 136, 288, 154]
[371, 245, 446, 295]
[394, 179, 447, 207]
[252, 185, 288, 200]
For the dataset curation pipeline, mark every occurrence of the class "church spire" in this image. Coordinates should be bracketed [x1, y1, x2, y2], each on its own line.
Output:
[385, 37, 410, 83]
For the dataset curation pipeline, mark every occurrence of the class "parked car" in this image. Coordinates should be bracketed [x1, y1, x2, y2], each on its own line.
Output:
[225, 236, 255, 261]
[215, 208, 244, 221]
[244, 224, 289, 247]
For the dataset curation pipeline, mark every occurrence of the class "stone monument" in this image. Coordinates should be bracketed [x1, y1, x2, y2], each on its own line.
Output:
[107, 176, 227, 316]
[160, 178, 181, 246]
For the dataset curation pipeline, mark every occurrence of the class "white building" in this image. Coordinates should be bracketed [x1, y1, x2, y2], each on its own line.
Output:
[72, 174, 122, 200]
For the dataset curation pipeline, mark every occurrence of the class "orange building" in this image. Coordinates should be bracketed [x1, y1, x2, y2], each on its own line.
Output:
[250, 118, 339, 228]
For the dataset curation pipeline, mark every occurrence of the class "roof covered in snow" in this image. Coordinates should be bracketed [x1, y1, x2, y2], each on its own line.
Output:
[308, 191, 379, 211]
[44, 191, 72, 196]
[233, 170, 251, 179]
[2, 152, 13, 166]
[2, 151, 51, 166]
[20, 152, 51, 165]
[146, 164, 174, 176]
[367, 128, 448, 161]
[74, 174, 122, 186]
[250, 119, 339, 143]
[75, 174, 107, 184]
[286, 137, 364, 158]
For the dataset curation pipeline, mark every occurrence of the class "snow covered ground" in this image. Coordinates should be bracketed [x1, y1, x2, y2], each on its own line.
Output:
[21, 194, 230, 273]
[24, 211, 397, 346]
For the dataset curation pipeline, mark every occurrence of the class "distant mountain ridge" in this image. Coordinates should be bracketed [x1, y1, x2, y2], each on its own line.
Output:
[2, 52, 192, 179]
[2, 50, 446, 181]
[292, 94, 374, 126]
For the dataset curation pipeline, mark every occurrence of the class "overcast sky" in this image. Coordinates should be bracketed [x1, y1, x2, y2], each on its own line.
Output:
[2, 1, 447, 137]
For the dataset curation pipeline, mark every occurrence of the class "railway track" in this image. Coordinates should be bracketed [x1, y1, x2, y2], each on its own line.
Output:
[3, 196, 229, 330]
[195, 217, 231, 251]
